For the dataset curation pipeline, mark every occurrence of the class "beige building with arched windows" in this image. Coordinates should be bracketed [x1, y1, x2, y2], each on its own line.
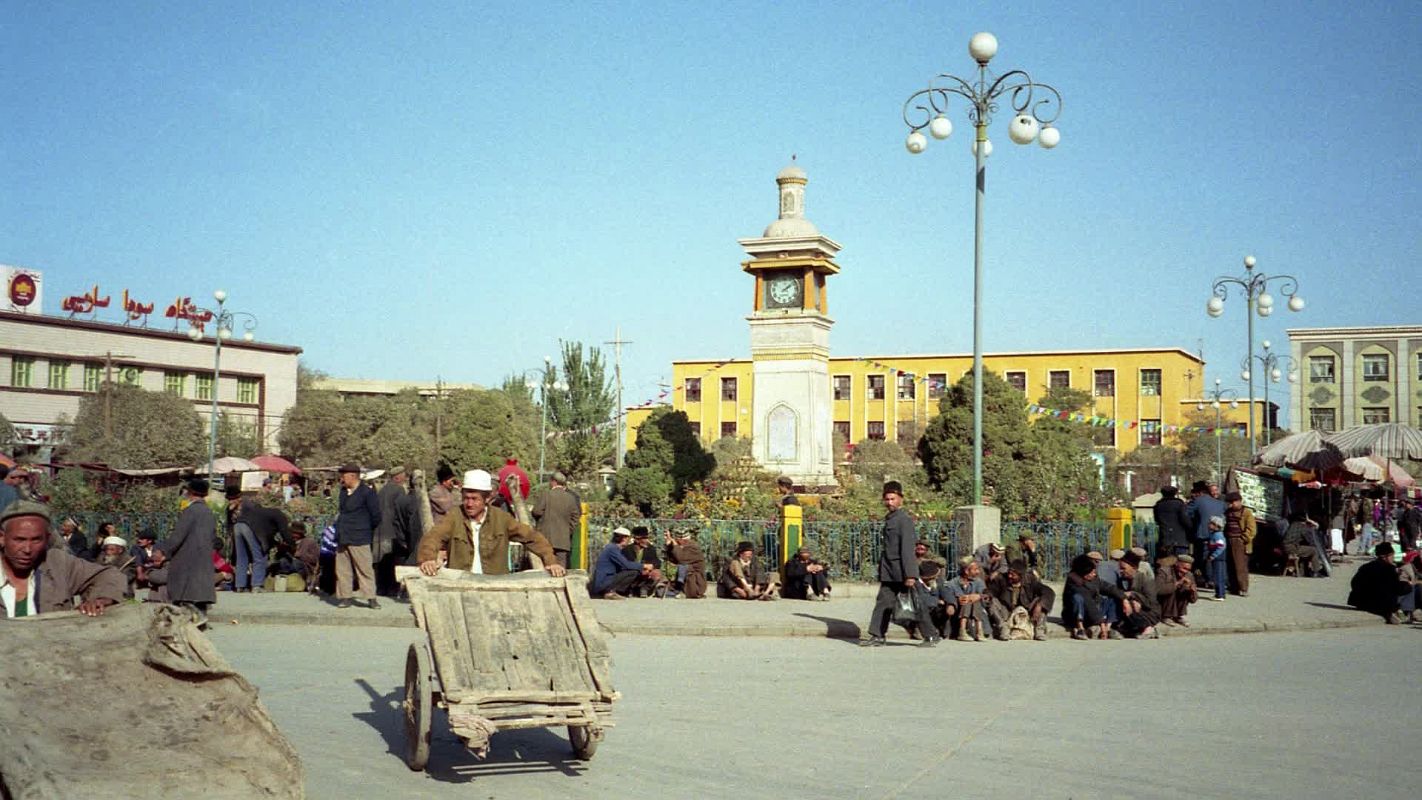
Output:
[1287, 325, 1422, 432]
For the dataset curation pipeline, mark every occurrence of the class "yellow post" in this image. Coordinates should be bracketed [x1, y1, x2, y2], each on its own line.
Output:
[780, 504, 803, 581]
[1106, 507, 1133, 552]
[570, 502, 590, 570]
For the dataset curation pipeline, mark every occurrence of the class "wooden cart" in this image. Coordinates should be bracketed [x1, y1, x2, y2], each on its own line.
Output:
[396, 567, 619, 771]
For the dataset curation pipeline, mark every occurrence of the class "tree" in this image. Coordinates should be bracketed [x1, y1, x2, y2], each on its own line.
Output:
[544, 341, 616, 480]
[215, 411, 261, 459]
[918, 371, 1105, 519]
[278, 388, 353, 466]
[66, 385, 206, 468]
[296, 360, 328, 390]
[847, 439, 915, 484]
[0, 412, 13, 450]
[440, 389, 538, 473]
[1175, 408, 1253, 484]
[614, 408, 715, 506]
[279, 388, 445, 470]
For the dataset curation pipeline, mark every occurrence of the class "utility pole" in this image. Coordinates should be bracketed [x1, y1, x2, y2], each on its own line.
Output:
[101, 351, 134, 439]
[434, 376, 444, 458]
[605, 327, 632, 469]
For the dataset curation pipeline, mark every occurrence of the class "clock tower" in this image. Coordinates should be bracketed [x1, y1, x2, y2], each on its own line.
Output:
[740, 161, 840, 488]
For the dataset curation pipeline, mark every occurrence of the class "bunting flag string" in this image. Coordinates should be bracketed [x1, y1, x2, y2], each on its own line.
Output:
[1024, 404, 1248, 438]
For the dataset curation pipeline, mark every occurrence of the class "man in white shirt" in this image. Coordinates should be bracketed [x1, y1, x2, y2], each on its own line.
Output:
[1, 501, 125, 618]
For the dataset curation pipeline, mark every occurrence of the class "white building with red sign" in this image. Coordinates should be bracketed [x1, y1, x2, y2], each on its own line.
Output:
[1, 275, 301, 463]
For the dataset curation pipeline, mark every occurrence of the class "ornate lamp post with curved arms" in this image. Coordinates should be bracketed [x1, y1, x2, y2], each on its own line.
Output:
[1197, 379, 1240, 483]
[901, 31, 1063, 506]
[1206, 256, 1304, 458]
[187, 290, 258, 474]
[1240, 339, 1297, 448]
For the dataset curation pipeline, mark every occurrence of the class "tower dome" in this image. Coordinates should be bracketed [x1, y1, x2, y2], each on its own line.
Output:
[763, 158, 818, 239]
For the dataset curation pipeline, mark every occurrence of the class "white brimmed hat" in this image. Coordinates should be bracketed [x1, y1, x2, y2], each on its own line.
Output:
[462, 469, 494, 491]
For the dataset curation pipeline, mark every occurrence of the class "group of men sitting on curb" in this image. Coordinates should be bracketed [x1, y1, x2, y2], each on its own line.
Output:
[587, 526, 833, 602]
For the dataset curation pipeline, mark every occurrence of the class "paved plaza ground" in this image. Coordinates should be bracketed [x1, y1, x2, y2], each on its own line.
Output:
[210, 625, 1415, 799]
[211, 559, 1376, 639]
[193, 556, 1418, 798]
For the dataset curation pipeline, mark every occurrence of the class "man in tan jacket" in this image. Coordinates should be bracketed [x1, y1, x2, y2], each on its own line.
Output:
[2, 501, 126, 617]
[418, 469, 565, 577]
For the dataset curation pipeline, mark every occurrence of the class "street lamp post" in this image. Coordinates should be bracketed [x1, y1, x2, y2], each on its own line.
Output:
[1197, 378, 1239, 483]
[1240, 339, 1297, 448]
[1207, 256, 1304, 458]
[187, 290, 257, 473]
[523, 358, 568, 482]
[902, 31, 1063, 505]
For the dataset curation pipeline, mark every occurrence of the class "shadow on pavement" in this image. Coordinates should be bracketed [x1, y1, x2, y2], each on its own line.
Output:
[352, 680, 587, 783]
[792, 612, 860, 639]
[1305, 602, 1363, 613]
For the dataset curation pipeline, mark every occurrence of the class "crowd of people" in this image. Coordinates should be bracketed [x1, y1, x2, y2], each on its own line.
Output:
[3, 459, 1420, 632]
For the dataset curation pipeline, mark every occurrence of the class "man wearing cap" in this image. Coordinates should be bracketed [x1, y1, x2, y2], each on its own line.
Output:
[334, 465, 382, 609]
[428, 465, 460, 527]
[1, 501, 126, 617]
[52, 516, 90, 559]
[417, 469, 564, 579]
[783, 546, 831, 601]
[622, 527, 662, 573]
[775, 476, 799, 509]
[167, 478, 219, 620]
[1155, 554, 1198, 626]
[663, 528, 707, 599]
[1186, 481, 1226, 587]
[1223, 491, 1254, 597]
[533, 470, 581, 568]
[972, 541, 1007, 580]
[591, 528, 657, 599]
[987, 558, 1053, 641]
[863, 480, 935, 647]
[1153, 485, 1192, 559]
[1003, 532, 1040, 576]
[375, 466, 415, 596]
[131, 529, 158, 570]
[97, 534, 137, 598]
[227, 487, 267, 593]
[718, 541, 779, 600]
[1347, 543, 1409, 624]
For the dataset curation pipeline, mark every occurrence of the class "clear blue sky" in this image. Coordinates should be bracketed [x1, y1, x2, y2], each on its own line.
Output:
[5, 2, 1419, 426]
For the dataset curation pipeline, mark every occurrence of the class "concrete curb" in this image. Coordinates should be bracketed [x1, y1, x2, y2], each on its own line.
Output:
[212, 608, 1384, 640]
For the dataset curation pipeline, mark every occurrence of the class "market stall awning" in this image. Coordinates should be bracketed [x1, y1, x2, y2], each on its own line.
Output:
[252, 454, 301, 476]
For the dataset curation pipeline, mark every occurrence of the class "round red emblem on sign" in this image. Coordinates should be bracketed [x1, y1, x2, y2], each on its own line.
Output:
[9, 273, 37, 307]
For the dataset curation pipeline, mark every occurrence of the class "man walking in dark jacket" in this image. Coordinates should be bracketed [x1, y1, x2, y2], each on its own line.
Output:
[1153, 485, 1192, 558]
[335, 464, 382, 609]
[168, 478, 218, 623]
[863, 481, 935, 647]
[374, 467, 413, 596]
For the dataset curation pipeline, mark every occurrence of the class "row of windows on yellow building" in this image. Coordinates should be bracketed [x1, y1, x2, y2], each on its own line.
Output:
[624, 347, 1267, 456]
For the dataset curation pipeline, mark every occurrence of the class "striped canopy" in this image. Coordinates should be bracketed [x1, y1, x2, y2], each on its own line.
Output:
[1340, 456, 1415, 487]
[1253, 429, 1345, 471]
[1325, 423, 1422, 461]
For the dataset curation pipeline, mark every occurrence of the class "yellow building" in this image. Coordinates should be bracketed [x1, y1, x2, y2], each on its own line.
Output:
[625, 348, 1264, 456]
[620, 165, 1265, 463]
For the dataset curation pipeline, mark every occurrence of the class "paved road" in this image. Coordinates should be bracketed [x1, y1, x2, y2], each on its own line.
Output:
[209, 624, 1415, 799]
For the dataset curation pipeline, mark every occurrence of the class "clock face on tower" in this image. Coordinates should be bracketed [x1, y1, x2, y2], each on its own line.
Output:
[765, 274, 803, 309]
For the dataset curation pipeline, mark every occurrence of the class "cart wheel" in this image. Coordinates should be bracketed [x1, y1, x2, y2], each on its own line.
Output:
[403, 643, 433, 771]
[568, 724, 599, 760]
